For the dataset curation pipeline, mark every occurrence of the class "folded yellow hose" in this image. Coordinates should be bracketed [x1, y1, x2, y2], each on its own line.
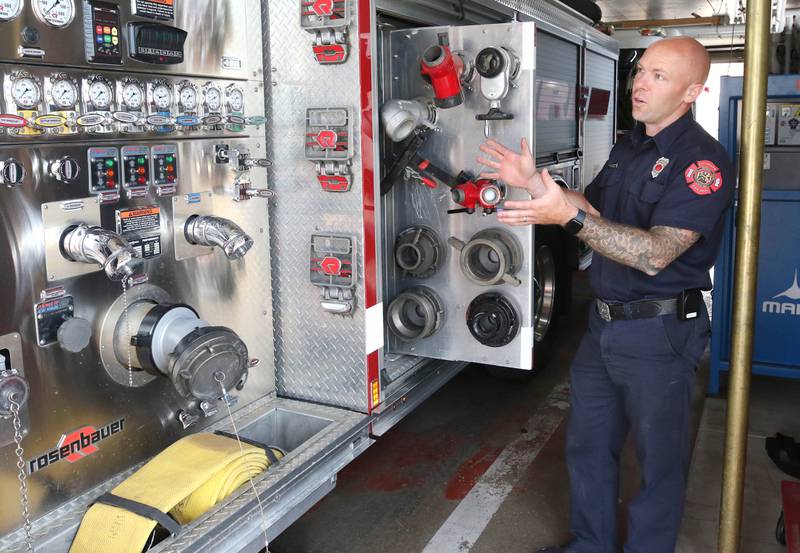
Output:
[69, 433, 282, 553]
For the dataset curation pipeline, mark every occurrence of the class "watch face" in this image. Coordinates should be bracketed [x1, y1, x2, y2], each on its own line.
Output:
[33, 0, 75, 28]
[11, 77, 42, 109]
[51, 78, 78, 108]
[122, 82, 144, 110]
[88, 80, 113, 109]
[0, 0, 23, 22]
[204, 87, 221, 112]
[152, 84, 172, 110]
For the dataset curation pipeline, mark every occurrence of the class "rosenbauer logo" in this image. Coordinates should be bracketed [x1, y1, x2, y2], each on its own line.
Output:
[27, 418, 125, 474]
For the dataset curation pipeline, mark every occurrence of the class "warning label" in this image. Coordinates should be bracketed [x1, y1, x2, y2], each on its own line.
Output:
[133, 0, 175, 20]
[130, 235, 162, 259]
[116, 206, 161, 235]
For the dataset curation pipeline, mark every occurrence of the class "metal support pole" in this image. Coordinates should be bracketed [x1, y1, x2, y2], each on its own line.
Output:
[718, 0, 770, 551]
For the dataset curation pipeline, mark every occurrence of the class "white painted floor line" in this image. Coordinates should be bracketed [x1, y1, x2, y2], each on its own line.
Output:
[421, 381, 571, 553]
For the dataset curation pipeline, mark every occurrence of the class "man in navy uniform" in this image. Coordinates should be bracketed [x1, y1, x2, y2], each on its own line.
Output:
[477, 36, 734, 553]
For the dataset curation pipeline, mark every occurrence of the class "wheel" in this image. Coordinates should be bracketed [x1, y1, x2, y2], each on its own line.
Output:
[532, 229, 562, 369]
[484, 227, 570, 380]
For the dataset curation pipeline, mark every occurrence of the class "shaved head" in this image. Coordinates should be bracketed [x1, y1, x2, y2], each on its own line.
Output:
[648, 37, 711, 86]
[631, 36, 711, 135]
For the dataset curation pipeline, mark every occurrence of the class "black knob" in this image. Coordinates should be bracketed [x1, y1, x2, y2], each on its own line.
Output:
[50, 157, 80, 183]
[21, 27, 40, 45]
[0, 159, 25, 187]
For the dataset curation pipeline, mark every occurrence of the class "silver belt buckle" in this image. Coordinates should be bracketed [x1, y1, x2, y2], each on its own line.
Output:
[597, 299, 612, 322]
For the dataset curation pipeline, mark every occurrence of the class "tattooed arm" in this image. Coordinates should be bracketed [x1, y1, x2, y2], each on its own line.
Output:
[577, 216, 700, 276]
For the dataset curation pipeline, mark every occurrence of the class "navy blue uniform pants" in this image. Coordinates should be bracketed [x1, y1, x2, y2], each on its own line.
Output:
[566, 302, 710, 553]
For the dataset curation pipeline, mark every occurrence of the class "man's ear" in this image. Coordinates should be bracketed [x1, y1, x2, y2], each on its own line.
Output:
[684, 82, 704, 104]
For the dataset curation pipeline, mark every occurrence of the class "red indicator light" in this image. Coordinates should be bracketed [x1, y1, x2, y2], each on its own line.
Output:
[167, 175, 175, 183]
[137, 176, 147, 185]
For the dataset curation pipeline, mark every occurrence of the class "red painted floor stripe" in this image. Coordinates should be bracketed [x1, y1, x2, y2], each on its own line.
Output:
[444, 446, 504, 501]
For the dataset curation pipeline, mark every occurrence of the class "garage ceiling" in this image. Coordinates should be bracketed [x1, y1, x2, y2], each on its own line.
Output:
[597, 0, 800, 22]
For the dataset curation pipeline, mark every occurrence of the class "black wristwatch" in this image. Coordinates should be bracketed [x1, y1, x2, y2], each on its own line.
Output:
[563, 208, 586, 235]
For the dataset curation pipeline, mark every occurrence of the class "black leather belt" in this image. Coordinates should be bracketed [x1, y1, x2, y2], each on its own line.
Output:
[596, 298, 677, 322]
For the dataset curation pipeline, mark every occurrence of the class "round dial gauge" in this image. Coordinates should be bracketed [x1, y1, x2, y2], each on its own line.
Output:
[0, 0, 23, 22]
[152, 84, 172, 110]
[227, 88, 244, 112]
[33, 0, 76, 28]
[179, 86, 197, 111]
[51, 78, 78, 108]
[88, 80, 113, 109]
[204, 87, 222, 112]
[11, 77, 42, 109]
[121, 82, 144, 110]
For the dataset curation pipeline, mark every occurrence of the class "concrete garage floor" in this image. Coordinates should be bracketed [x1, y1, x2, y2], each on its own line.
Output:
[271, 275, 800, 553]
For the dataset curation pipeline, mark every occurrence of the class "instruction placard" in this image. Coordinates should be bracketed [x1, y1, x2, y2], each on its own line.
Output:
[132, 0, 175, 20]
[116, 206, 161, 235]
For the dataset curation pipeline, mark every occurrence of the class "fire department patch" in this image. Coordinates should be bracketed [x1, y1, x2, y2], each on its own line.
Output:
[651, 157, 669, 178]
[684, 160, 722, 196]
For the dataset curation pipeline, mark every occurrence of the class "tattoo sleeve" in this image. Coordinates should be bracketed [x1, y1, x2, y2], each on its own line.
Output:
[577, 215, 701, 276]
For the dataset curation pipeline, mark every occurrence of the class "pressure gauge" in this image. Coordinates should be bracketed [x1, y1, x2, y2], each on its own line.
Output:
[227, 87, 244, 113]
[88, 79, 113, 110]
[121, 81, 144, 110]
[33, 0, 76, 28]
[203, 85, 222, 112]
[152, 83, 172, 111]
[11, 76, 42, 109]
[178, 83, 198, 112]
[50, 77, 79, 109]
[0, 0, 23, 22]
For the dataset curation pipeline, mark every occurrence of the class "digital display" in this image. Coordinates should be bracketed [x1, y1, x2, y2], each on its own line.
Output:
[127, 22, 187, 64]
[84, 0, 123, 64]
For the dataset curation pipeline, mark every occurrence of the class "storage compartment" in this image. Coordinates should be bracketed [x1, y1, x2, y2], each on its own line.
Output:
[240, 408, 334, 452]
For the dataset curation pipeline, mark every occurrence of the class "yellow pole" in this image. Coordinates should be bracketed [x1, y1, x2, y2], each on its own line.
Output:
[718, 1, 770, 552]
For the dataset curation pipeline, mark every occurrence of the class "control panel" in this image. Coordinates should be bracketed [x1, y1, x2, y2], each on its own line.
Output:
[121, 145, 151, 193]
[88, 146, 120, 194]
[84, 0, 123, 65]
[152, 144, 178, 188]
[777, 103, 800, 146]
[0, 63, 259, 142]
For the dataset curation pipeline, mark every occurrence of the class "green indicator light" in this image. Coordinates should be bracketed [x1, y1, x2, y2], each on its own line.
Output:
[137, 157, 146, 165]
[166, 156, 174, 163]
[105, 159, 115, 168]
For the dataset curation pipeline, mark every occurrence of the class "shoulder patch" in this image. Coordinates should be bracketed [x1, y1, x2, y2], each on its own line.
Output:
[684, 160, 722, 195]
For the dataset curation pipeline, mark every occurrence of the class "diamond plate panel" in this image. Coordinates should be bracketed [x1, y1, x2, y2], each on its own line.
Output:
[263, 0, 371, 411]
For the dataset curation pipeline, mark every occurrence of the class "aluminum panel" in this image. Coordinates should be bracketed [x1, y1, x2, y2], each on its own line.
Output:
[264, 0, 370, 411]
[384, 23, 536, 369]
[0, 0, 256, 80]
[0, 136, 275, 536]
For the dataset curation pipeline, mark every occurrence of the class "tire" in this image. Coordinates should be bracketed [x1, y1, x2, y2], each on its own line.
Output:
[484, 226, 571, 380]
[532, 228, 562, 369]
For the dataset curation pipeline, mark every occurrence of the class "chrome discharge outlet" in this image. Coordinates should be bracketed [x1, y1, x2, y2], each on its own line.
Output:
[184, 214, 254, 260]
[394, 226, 444, 279]
[60, 223, 142, 281]
[387, 286, 444, 342]
[114, 301, 249, 400]
[448, 228, 522, 286]
[466, 293, 520, 347]
[380, 98, 438, 142]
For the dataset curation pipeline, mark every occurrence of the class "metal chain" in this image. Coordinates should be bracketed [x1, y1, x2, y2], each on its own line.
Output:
[10, 395, 34, 553]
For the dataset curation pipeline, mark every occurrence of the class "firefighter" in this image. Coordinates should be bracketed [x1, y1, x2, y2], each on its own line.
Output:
[477, 36, 734, 553]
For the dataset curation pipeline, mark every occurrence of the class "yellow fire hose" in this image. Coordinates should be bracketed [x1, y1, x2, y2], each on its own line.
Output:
[69, 433, 283, 553]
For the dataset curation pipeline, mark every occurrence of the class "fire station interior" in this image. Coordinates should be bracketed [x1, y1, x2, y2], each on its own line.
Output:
[0, 0, 798, 552]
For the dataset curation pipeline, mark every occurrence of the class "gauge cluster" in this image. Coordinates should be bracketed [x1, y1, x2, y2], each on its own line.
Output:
[0, 64, 257, 140]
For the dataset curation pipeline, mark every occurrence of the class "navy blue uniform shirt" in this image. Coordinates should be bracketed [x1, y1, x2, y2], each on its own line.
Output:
[584, 110, 735, 302]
